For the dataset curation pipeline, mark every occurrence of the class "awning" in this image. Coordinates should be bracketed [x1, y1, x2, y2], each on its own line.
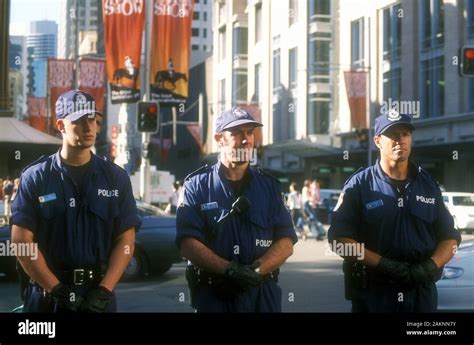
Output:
[0, 117, 62, 145]
[266, 139, 343, 158]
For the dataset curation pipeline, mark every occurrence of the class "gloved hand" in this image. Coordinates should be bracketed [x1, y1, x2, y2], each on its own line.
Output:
[376, 257, 411, 287]
[224, 261, 262, 290]
[79, 286, 113, 313]
[50, 283, 84, 312]
[409, 258, 440, 286]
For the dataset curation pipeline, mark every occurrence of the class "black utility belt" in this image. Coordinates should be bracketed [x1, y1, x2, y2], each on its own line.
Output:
[196, 269, 279, 286]
[59, 268, 105, 286]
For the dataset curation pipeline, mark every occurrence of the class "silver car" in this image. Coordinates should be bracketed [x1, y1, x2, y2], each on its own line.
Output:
[437, 240, 474, 311]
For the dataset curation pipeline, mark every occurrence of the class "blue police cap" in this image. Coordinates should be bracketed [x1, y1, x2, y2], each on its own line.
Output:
[215, 107, 263, 133]
[374, 109, 415, 136]
[55, 89, 102, 122]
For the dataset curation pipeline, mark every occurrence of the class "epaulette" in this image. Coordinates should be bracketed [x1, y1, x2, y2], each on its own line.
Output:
[342, 166, 364, 187]
[417, 165, 440, 186]
[184, 164, 210, 181]
[20, 155, 49, 174]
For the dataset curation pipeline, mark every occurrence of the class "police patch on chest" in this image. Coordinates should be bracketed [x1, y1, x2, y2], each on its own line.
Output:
[365, 199, 384, 210]
[256, 239, 272, 247]
[98, 189, 119, 197]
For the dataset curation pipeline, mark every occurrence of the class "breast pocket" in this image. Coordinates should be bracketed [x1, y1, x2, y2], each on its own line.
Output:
[89, 199, 120, 223]
[409, 204, 436, 225]
[39, 198, 66, 220]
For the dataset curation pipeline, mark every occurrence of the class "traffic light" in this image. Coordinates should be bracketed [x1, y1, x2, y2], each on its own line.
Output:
[460, 46, 474, 77]
[137, 101, 159, 133]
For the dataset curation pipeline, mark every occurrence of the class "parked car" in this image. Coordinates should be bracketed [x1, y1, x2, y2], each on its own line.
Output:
[436, 239, 474, 311]
[0, 200, 182, 281]
[442, 192, 474, 234]
[317, 189, 342, 224]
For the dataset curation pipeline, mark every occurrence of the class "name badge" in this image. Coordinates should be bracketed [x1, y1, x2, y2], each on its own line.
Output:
[201, 202, 218, 211]
[38, 193, 57, 203]
[365, 199, 383, 210]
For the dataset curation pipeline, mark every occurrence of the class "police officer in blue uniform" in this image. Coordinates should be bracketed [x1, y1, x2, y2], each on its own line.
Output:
[10, 89, 141, 312]
[176, 107, 297, 312]
[328, 110, 461, 312]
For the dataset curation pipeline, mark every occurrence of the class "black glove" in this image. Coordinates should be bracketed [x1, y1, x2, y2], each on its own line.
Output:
[79, 286, 113, 313]
[224, 261, 263, 290]
[50, 283, 84, 312]
[409, 258, 440, 286]
[376, 257, 411, 287]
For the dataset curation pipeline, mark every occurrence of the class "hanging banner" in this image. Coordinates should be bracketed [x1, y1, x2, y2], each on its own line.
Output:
[48, 59, 74, 133]
[79, 58, 106, 113]
[186, 124, 202, 152]
[344, 71, 367, 129]
[27, 96, 47, 133]
[150, 0, 194, 105]
[103, 0, 145, 104]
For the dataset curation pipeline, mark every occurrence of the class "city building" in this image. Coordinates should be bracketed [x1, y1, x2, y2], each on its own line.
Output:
[9, 35, 28, 118]
[191, 0, 214, 67]
[26, 20, 57, 97]
[211, 0, 474, 192]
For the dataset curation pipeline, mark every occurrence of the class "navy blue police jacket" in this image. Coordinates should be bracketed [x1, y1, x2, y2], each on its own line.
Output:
[10, 151, 141, 272]
[328, 159, 461, 262]
[176, 161, 297, 264]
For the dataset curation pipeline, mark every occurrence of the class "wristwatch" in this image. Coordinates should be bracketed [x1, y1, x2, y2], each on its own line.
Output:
[253, 260, 261, 274]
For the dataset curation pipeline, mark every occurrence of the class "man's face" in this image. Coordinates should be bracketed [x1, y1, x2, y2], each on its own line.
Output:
[215, 124, 256, 165]
[374, 125, 412, 163]
[57, 115, 97, 148]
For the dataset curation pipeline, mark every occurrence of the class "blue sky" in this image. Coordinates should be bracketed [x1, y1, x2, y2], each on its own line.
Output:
[9, 0, 60, 36]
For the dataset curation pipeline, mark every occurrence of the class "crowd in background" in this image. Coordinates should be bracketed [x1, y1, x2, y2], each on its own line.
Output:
[287, 178, 326, 241]
[1, 177, 20, 224]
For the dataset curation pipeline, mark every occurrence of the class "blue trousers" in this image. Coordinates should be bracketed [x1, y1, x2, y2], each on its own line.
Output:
[194, 281, 282, 312]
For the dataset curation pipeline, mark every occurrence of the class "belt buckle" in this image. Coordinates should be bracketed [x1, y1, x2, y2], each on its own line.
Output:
[73, 269, 85, 285]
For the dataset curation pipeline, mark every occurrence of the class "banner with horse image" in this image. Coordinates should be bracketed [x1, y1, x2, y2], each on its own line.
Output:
[150, 0, 194, 105]
[103, 0, 145, 104]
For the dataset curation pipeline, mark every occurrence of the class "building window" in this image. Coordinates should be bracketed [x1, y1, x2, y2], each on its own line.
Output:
[203, 45, 207, 51]
[233, 26, 248, 57]
[192, 28, 199, 37]
[219, 1, 227, 23]
[203, 12, 207, 21]
[309, 0, 330, 22]
[192, 45, 199, 51]
[351, 18, 364, 68]
[219, 27, 226, 61]
[289, 47, 297, 89]
[254, 63, 261, 103]
[420, 0, 444, 50]
[255, 3, 262, 43]
[203, 28, 207, 38]
[468, 0, 474, 37]
[383, 4, 401, 61]
[308, 96, 330, 135]
[383, 68, 401, 103]
[309, 38, 330, 81]
[233, 71, 247, 105]
[219, 79, 226, 113]
[193, 11, 199, 20]
[420, 56, 444, 117]
[469, 79, 474, 111]
[273, 48, 281, 91]
[289, 0, 298, 26]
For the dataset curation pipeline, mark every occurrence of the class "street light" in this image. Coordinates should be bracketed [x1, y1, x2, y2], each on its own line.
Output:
[137, 101, 159, 133]
[460, 46, 474, 77]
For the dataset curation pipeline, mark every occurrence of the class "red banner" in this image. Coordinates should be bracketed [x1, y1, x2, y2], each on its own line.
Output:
[103, 0, 145, 104]
[79, 58, 106, 113]
[27, 97, 47, 132]
[344, 71, 367, 129]
[150, 0, 194, 105]
[48, 59, 74, 133]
